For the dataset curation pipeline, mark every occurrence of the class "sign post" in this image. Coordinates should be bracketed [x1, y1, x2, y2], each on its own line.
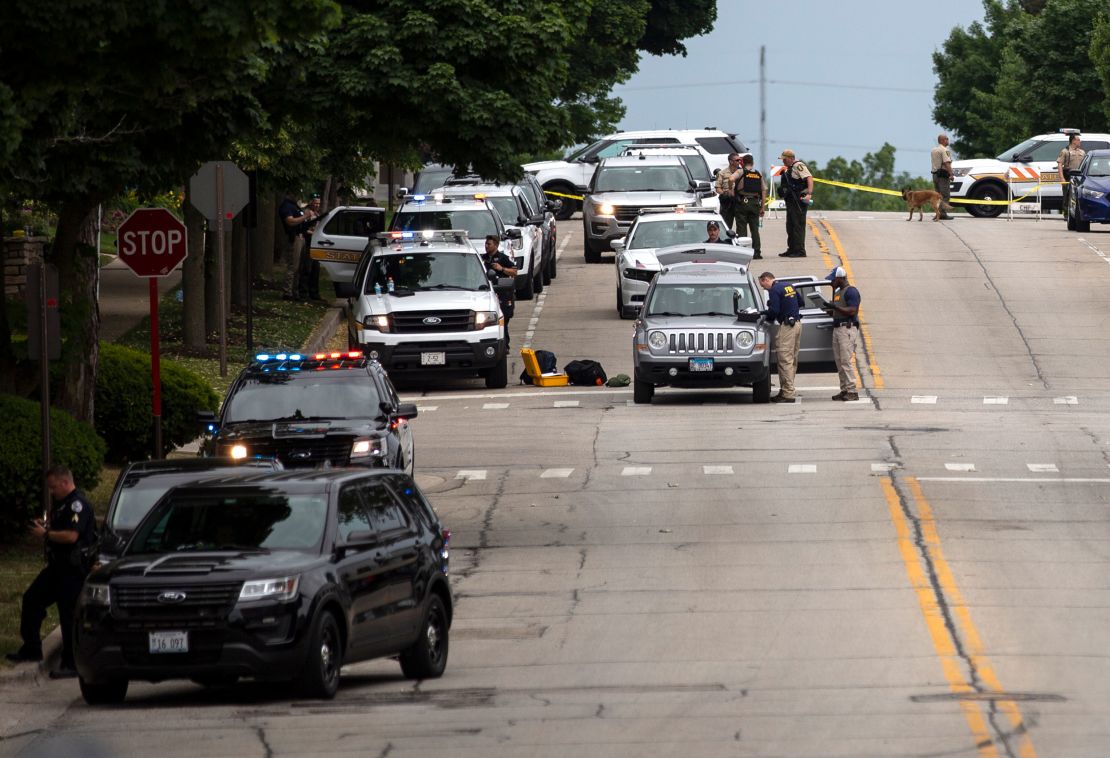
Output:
[188, 161, 250, 377]
[116, 208, 189, 458]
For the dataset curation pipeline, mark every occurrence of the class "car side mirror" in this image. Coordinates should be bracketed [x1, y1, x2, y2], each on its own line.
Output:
[611, 238, 626, 253]
[395, 402, 418, 420]
[546, 199, 563, 212]
[502, 228, 522, 240]
[494, 276, 515, 296]
[334, 281, 356, 298]
[528, 213, 544, 225]
[693, 180, 712, 193]
[396, 186, 409, 199]
[196, 410, 218, 433]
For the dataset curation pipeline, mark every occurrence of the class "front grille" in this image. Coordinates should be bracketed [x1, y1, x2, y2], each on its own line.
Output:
[616, 205, 673, 221]
[115, 584, 240, 609]
[392, 309, 471, 333]
[245, 436, 353, 468]
[668, 331, 736, 354]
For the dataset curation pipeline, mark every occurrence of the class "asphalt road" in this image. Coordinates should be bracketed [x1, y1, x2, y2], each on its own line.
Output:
[5, 210, 1110, 757]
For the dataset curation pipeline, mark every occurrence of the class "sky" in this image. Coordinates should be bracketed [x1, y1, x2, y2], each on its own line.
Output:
[612, 0, 988, 176]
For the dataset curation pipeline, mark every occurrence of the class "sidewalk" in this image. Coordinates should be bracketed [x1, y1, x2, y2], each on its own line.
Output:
[98, 258, 181, 342]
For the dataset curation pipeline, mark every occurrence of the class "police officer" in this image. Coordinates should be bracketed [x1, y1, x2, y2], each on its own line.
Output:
[483, 234, 518, 344]
[734, 154, 766, 259]
[930, 134, 954, 220]
[778, 150, 813, 257]
[278, 192, 318, 301]
[298, 194, 324, 301]
[1057, 133, 1085, 217]
[824, 266, 861, 401]
[715, 152, 742, 233]
[758, 272, 802, 403]
[6, 465, 97, 678]
[704, 219, 723, 244]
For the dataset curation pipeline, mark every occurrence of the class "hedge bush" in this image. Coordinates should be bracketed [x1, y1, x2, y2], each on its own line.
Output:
[95, 343, 220, 462]
[0, 394, 106, 538]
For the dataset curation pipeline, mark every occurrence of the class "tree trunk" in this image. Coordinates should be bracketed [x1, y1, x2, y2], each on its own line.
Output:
[230, 214, 246, 307]
[321, 177, 333, 214]
[182, 186, 207, 350]
[272, 192, 285, 267]
[251, 189, 275, 279]
[204, 225, 218, 338]
[326, 180, 340, 213]
[48, 199, 100, 424]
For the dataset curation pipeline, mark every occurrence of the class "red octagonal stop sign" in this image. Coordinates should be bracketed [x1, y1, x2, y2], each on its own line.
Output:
[117, 208, 188, 277]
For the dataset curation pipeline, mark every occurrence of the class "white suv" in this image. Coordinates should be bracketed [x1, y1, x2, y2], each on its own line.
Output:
[950, 130, 1110, 217]
[524, 128, 747, 218]
[337, 231, 513, 389]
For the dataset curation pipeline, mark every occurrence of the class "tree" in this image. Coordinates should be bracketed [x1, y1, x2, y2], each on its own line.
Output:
[1090, 11, 1110, 121]
[809, 144, 927, 212]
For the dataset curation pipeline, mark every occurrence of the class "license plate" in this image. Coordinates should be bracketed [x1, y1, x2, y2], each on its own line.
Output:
[149, 631, 189, 654]
[689, 357, 714, 372]
[421, 352, 446, 366]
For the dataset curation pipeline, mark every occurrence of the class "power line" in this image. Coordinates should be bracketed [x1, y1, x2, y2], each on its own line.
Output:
[773, 138, 932, 154]
[619, 78, 931, 94]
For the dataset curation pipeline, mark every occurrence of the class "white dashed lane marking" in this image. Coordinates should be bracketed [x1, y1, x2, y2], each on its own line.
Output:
[983, 396, 1009, 405]
[417, 406, 438, 412]
[1027, 463, 1059, 473]
[1054, 396, 1078, 405]
[553, 400, 580, 408]
[945, 463, 976, 472]
[621, 467, 652, 476]
[871, 463, 898, 472]
[482, 402, 510, 410]
[702, 465, 734, 475]
[540, 468, 574, 478]
[456, 470, 487, 481]
[911, 396, 937, 404]
[788, 464, 817, 474]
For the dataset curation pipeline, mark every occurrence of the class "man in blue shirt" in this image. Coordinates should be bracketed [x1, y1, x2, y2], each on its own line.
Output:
[278, 193, 318, 300]
[758, 272, 802, 403]
[824, 266, 862, 401]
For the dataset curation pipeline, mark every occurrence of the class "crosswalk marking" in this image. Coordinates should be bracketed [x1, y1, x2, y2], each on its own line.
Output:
[945, 463, 976, 472]
[788, 464, 817, 474]
[553, 400, 580, 408]
[416, 405, 438, 412]
[1054, 396, 1078, 405]
[983, 396, 1009, 405]
[1027, 463, 1059, 473]
[621, 467, 652, 476]
[540, 468, 574, 478]
[911, 395, 937, 404]
[702, 465, 733, 475]
[456, 469, 487, 481]
[482, 402, 510, 410]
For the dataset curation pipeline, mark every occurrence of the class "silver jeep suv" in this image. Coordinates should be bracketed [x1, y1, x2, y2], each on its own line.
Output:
[582, 154, 711, 262]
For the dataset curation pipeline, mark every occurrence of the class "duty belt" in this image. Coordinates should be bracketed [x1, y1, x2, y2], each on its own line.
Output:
[834, 321, 858, 328]
[739, 193, 760, 198]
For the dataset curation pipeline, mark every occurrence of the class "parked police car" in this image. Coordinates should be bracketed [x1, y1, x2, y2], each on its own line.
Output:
[198, 351, 417, 475]
[632, 245, 833, 404]
[75, 468, 452, 703]
[389, 192, 521, 257]
[1066, 149, 1110, 232]
[337, 230, 513, 388]
[950, 130, 1110, 217]
[307, 205, 386, 290]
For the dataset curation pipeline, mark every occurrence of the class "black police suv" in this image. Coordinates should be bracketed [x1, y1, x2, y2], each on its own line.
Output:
[99, 459, 283, 563]
[75, 469, 452, 704]
[199, 351, 417, 475]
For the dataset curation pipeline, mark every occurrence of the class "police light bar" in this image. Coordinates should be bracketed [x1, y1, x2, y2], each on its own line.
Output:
[375, 230, 470, 245]
[252, 350, 365, 372]
[1059, 127, 1081, 135]
[412, 194, 426, 201]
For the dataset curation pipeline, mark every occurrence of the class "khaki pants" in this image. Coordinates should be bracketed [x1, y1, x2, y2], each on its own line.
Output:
[775, 322, 802, 398]
[832, 324, 858, 393]
[282, 234, 305, 296]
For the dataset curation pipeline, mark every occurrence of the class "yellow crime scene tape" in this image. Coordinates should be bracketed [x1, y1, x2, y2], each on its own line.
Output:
[811, 176, 1064, 206]
[544, 190, 584, 201]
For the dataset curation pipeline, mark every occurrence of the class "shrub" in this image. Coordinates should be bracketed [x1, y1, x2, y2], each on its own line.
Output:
[0, 394, 106, 539]
[95, 343, 219, 462]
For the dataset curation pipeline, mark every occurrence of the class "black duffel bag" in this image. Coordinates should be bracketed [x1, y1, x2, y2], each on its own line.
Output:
[564, 359, 607, 386]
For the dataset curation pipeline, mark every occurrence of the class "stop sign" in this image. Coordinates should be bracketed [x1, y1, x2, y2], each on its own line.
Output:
[117, 208, 188, 277]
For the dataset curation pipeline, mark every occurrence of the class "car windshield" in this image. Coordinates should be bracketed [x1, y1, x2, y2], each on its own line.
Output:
[127, 491, 328, 555]
[565, 139, 605, 162]
[223, 373, 382, 423]
[393, 209, 497, 239]
[646, 283, 754, 317]
[365, 252, 488, 293]
[1087, 157, 1110, 177]
[995, 138, 1060, 162]
[628, 219, 724, 250]
[413, 167, 454, 195]
[322, 210, 384, 238]
[112, 475, 198, 532]
[595, 166, 691, 192]
[485, 197, 521, 225]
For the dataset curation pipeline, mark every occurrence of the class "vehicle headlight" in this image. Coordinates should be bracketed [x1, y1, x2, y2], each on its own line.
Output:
[239, 576, 300, 603]
[648, 331, 667, 350]
[351, 436, 388, 459]
[737, 331, 754, 349]
[951, 167, 971, 177]
[623, 267, 657, 283]
[595, 202, 616, 216]
[472, 310, 499, 329]
[83, 583, 110, 606]
[1081, 187, 1104, 200]
[363, 314, 393, 333]
[230, 444, 248, 460]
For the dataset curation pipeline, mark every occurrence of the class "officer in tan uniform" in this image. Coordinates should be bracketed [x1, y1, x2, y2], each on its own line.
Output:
[1057, 133, 1085, 216]
[930, 134, 954, 220]
[778, 150, 813, 257]
[715, 152, 741, 233]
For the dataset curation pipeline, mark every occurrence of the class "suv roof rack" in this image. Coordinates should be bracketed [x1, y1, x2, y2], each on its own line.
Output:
[637, 206, 718, 216]
[621, 143, 701, 153]
[374, 230, 471, 246]
[441, 174, 493, 186]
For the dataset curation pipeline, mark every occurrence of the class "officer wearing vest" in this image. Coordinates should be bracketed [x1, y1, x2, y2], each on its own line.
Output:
[7, 465, 97, 678]
[1057, 133, 1085, 217]
[483, 235, 518, 344]
[778, 150, 813, 258]
[734, 154, 766, 259]
[758, 272, 802, 403]
[823, 266, 862, 401]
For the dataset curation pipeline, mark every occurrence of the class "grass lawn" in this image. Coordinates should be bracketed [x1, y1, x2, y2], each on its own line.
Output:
[0, 466, 120, 667]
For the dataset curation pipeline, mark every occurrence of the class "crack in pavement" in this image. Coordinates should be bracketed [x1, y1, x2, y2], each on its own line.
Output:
[254, 725, 274, 758]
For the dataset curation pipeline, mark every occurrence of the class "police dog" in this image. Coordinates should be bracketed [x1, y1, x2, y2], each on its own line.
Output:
[901, 187, 945, 221]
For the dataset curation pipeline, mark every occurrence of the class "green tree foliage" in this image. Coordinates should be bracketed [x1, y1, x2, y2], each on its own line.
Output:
[808, 144, 930, 212]
[1092, 13, 1110, 120]
[934, 0, 1109, 159]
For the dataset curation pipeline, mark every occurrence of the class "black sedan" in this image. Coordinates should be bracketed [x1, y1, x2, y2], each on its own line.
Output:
[75, 469, 452, 704]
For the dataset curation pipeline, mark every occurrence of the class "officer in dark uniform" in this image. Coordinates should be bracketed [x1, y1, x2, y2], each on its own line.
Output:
[483, 234, 518, 344]
[734, 155, 766, 259]
[758, 272, 802, 403]
[7, 465, 97, 677]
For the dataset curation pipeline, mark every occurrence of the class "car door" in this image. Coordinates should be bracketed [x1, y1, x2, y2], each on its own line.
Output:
[763, 277, 834, 365]
[375, 370, 414, 474]
[361, 480, 423, 641]
[310, 208, 386, 283]
[517, 191, 543, 275]
[334, 482, 392, 653]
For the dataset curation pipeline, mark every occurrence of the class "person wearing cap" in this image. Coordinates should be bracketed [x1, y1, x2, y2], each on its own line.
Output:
[715, 152, 742, 233]
[483, 234, 518, 344]
[1057, 133, 1084, 218]
[758, 271, 802, 403]
[824, 266, 861, 401]
[703, 220, 723, 244]
[930, 134, 954, 221]
[778, 150, 813, 258]
[277, 191, 319, 301]
[298, 194, 324, 301]
[734, 154, 766, 259]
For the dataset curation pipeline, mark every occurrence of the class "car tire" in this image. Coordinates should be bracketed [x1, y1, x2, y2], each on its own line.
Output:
[752, 375, 772, 404]
[399, 595, 449, 679]
[296, 610, 342, 700]
[633, 378, 654, 404]
[517, 272, 534, 301]
[547, 246, 557, 280]
[616, 285, 623, 315]
[534, 267, 544, 294]
[584, 236, 604, 263]
[79, 677, 128, 705]
[541, 253, 552, 286]
[967, 182, 1005, 218]
[548, 185, 577, 221]
[1066, 202, 1077, 230]
[485, 353, 508, 389]
[1076, 214, 1091, 233]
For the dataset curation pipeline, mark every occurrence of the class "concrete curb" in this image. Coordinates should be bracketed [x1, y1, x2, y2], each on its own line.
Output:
[301, 303, 345, 354]
[0, 627, 62, 685]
